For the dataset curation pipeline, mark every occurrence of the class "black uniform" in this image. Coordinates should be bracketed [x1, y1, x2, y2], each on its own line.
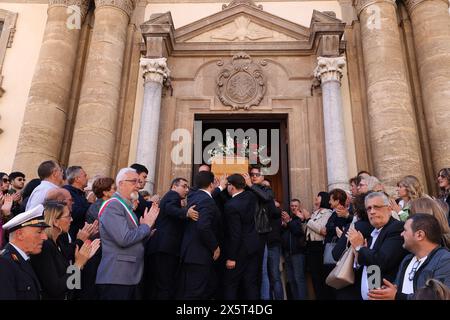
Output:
[0, 243, 41, 300]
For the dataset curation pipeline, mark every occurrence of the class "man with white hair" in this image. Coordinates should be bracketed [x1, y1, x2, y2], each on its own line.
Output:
[96, 168, 159, 300]
[348, 192, 408, 300]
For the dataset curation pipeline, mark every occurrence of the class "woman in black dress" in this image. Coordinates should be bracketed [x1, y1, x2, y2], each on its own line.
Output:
[30, 201, 100, 300]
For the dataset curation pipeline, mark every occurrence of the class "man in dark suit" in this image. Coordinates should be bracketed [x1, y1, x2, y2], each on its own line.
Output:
[130, 163, 154, 219]
[223, 174, 260, 300]
[348, 191, 408, 300]
[0, 204, 49, 299]
[177, 171, 221, 300]
[63, 166, 90, 240]
[145, 178, 199, 299]
[188, 164, 228, 201]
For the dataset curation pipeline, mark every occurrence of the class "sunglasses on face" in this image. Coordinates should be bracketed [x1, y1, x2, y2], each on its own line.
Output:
[2, 178, 10, 183]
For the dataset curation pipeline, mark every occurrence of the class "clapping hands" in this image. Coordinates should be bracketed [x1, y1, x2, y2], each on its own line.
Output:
[140, 202, 160, 228]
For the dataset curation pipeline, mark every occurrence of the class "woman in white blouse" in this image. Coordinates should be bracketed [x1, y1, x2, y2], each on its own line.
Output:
[304, 192, 332, 300]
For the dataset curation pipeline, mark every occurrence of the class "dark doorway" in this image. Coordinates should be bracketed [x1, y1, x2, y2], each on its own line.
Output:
[193, 114, 290, 210]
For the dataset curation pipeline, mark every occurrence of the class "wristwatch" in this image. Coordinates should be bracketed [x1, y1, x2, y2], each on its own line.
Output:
[355, 245, 362, 252]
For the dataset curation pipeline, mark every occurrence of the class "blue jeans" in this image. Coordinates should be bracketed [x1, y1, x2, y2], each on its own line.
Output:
[260, 245, 271, 300]
[267, 244, 284, 300]
[285, 253, 307, 300]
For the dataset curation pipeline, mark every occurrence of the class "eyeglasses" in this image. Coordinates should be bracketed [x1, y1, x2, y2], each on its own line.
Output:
[250, 173, 261, 177]
[365, 204, 388, 212]
[2, 178, 10, 183]
[437, 174, 447, 179]
[124, 179, 140, 184]
[408, 259, 421, 281]
[16, 178, 26, 182]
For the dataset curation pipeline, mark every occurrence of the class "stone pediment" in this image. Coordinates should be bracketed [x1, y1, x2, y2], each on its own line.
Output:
[140, 2, 345, 56]
[174, 3, 310, 43]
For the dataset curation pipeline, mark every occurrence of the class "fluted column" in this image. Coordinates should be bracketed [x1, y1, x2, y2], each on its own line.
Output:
[68, 0, 134, 176]
[404, 0, 450, 173]
[355, 0, 425, 187]
[314, 56, 350, 190]
[13, 0, 89, 178]
[136, 58, 170, 193]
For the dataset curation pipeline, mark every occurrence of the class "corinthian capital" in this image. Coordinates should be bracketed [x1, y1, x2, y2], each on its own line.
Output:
[314, 56, 346, 84]
[353, 0, 396, 15]
[94, 0, 135, 18]
[49, 0, 90, 20]
[140, 57, 170, 85]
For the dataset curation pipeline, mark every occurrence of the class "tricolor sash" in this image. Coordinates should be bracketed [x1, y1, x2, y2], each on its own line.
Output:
[98, 194, 139, 227]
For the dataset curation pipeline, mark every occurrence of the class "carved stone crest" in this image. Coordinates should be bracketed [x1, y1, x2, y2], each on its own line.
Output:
[216, 52, 266, 110]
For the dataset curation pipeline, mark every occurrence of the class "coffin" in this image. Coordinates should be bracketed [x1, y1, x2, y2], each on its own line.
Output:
[211, 156, 249, 177]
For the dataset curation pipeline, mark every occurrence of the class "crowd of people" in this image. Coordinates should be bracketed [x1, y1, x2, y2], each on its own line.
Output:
[0, 161, 450, 300]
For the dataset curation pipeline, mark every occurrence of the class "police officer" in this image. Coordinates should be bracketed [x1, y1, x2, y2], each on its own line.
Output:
[0, 204, 49, 299]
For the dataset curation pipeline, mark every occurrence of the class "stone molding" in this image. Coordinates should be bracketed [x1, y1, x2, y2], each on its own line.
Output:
[403, 0, 448, 13]
[216, 52, 266, 110]
[314, 56, 346, 84]
[141, 7, 345, 56]
[94, 0, 135, 18]
[140, 57, 170, 84]
[48, 0, 90, 20]
[353, 0, 396, 16]
[0, 8, 18, 108]
[222, 0, 263, 10]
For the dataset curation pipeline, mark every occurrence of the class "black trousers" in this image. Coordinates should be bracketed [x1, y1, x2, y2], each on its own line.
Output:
[78, 249, 102, 300]
[223, 252, 259, 300]
[147, 252, 180, 300]
[306, 241, 327, 300]
[98, 284, 138, 300]
[176, 263, 216, 300]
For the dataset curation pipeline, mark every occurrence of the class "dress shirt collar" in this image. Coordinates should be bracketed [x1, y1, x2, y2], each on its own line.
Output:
[232, 190, 244, 198]
[9, 242, 30, 261]
[200, 189, 212, 198]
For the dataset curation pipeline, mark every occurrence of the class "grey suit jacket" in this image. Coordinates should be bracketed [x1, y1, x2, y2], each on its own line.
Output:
[96, 193, 151, 285]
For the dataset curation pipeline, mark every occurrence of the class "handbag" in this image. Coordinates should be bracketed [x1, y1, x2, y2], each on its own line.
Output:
[325, 245, 355, 289]
[323, 240, 337, 265]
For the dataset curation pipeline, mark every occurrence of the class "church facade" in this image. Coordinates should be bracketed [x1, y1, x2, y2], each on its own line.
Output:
[0, 0, 449, 206]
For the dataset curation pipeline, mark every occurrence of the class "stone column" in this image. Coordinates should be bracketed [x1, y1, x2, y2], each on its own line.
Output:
[68, 0, 134, 176]
[405, 0, 450, 173]
[136, 58, 170, 194]
[314, 56, 350, 191]
[13, 0, 89, 178]
[355, 0, 425, 188]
